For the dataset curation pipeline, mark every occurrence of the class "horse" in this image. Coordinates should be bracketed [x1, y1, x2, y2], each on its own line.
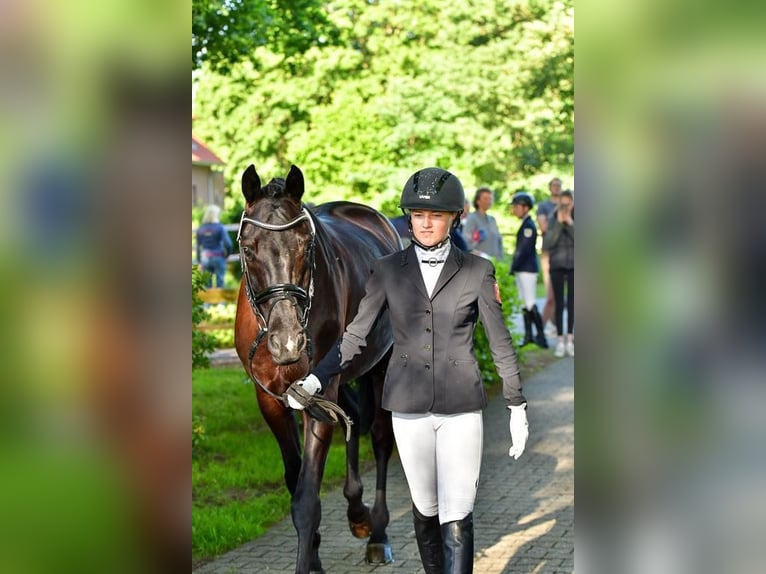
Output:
[234, 164, 402, 574]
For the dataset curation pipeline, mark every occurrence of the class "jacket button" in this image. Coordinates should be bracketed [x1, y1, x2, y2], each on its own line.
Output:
[425, 310, 431, 315]
[424, 344, 431, 350]
[425, 363, 431, 370]
[425, 327, 431, 333]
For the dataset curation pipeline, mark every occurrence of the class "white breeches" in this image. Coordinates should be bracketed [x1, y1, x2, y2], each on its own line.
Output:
[515, 271, 538, 310]
[392, 410, 483, 524]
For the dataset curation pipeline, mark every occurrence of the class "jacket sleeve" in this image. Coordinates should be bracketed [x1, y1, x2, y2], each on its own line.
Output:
[476, 261, 525, 406]
[462, 215, 478, 249]
[311, 261, 389, 390]
[494, 219, 505, 261]
[563, 221, 574, 240]
[543, 217, 563, 251]
[512, 224, 537, 272]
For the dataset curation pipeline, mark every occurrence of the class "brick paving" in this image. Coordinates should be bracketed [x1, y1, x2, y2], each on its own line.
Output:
[194, 356, 573, 574]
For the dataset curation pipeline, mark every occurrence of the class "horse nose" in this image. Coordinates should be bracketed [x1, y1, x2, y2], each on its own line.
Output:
[267, 333, 282, 355]
[267, 331, 306, 364]
[295, 332, 306, 351]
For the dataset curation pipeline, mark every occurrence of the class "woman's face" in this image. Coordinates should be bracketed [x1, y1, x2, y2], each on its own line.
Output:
[410, 210, 455, 247]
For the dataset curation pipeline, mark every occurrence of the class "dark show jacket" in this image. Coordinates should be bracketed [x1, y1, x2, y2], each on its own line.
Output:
[315, 245, 524, 413]
[511, 215, 539, 274]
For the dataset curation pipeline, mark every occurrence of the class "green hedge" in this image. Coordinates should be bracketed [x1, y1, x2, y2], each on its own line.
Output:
[473, 257, 526, 386]
[193, 267, 217, 369]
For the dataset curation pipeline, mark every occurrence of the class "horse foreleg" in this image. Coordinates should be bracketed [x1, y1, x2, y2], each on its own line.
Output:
[292, 416, 333, 574]
[256, 392, 302, 495]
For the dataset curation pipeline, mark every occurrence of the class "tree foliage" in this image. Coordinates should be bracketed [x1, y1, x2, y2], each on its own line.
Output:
[192, 0, 339, 72]
[193, 0, 573, 220]
[193, 268, 217, 369]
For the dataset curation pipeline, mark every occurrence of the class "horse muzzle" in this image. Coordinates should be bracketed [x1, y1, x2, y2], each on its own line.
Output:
[267, 331, 307, 365]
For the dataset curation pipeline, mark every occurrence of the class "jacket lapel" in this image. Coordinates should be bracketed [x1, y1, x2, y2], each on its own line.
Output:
[430, 247, 464, 300]
[400, 246, 430, 299]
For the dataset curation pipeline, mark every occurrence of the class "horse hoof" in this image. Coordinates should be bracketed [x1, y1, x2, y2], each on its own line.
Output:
[348, 519, 371, 539]
[365, 542, 394, 564]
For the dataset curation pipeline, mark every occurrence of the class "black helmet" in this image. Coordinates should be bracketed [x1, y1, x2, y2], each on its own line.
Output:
[399, 167, 465, 212]
[511, 191, 534, 208]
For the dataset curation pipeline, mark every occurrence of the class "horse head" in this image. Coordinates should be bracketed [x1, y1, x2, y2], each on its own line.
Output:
[237, 164, 315, 365]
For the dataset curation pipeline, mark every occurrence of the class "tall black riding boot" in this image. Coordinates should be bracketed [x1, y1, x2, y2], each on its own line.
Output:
[521, 309, 534, 346]
[413, 505, 444, 574]
[529, 305, 549, 348]
[442, 513, 474, 574]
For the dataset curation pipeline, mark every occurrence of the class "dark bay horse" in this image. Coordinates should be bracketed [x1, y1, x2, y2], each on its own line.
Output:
[234, 164, 401, 574]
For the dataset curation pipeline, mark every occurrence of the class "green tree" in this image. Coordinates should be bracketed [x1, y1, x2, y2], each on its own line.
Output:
[192, 0, 339, 72]
[193, 0, 573, 222]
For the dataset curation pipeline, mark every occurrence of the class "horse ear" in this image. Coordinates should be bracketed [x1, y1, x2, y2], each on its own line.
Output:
[241, 165, 261, 204]
[284, 165, 305, 202]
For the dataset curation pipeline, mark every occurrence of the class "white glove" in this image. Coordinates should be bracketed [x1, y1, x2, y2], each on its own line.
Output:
[508, 403, 529, 460]
[286, 374, 322, 410]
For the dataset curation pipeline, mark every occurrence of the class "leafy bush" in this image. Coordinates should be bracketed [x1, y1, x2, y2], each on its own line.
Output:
[193, 267, 217, 369]
[473, 257, 526, 387]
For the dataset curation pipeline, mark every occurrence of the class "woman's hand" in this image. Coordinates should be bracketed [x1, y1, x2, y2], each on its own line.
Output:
[508, 403, 529, 460]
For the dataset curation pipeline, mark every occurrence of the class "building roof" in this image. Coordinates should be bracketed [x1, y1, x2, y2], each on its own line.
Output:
[192, 135, 225, 166]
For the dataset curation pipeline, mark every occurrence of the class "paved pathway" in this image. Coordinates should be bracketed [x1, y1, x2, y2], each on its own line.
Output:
[194, 356, 573, 574]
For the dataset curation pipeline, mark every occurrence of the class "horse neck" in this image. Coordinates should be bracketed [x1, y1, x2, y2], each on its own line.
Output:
[306, 210, 336, 284]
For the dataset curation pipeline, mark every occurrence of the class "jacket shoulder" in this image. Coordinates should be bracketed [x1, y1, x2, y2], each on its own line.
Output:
[461, 251, 495, 272]
[376, 248, 409, 268]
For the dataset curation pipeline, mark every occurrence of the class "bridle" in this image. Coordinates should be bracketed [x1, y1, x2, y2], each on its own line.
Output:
[235, 202, 353, 438]
[237, 206, 317, 399]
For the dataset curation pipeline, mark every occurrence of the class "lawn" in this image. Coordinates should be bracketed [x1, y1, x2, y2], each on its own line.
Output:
[192, 367, 375, 565]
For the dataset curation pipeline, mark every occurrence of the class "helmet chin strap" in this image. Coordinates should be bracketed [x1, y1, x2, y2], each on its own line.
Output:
[411, 234, 451, 251]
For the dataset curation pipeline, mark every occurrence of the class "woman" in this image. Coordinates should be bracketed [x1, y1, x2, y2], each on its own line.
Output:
[543, 189, 574, 357]
[510, 192, 548, 348]
[461, 186, 505, 260]
[288, 167, 528, 574]
[196, 204, 232, 288]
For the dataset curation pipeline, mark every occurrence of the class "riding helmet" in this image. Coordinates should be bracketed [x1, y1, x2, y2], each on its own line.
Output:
[511, 191, 535, 209]
[399, 167, 465, 212]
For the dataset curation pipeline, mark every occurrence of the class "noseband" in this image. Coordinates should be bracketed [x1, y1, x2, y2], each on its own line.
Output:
[237, 207, 317, 380]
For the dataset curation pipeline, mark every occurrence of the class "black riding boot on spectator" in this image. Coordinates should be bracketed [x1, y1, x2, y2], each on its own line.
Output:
[413, 505, 444, 574]
[442, 513, 474, 574]
[529, 305, 549, 348]
[521, 309, 534, 346]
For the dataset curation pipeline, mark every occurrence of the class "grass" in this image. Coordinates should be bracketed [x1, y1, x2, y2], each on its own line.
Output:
[192, 348, 558, 566]
[192, 367, 375, 565]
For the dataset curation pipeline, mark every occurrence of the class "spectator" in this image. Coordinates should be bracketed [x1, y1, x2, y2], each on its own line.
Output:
[196, 204, 232, 288]
[510, 192, 548, 348]
[543, 190, 574, 357]
[462, 187, 504, 260]
[536, 177, 562, 334]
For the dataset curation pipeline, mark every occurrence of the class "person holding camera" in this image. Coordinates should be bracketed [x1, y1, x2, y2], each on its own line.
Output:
[543, 189, 575, 357]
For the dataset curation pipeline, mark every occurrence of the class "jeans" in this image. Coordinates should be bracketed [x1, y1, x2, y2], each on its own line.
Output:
[550, 267, 574, 335]
[202, 256, 227, 288]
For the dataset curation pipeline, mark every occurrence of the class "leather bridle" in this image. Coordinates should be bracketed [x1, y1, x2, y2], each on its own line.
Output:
[237, 206, 317, 399]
